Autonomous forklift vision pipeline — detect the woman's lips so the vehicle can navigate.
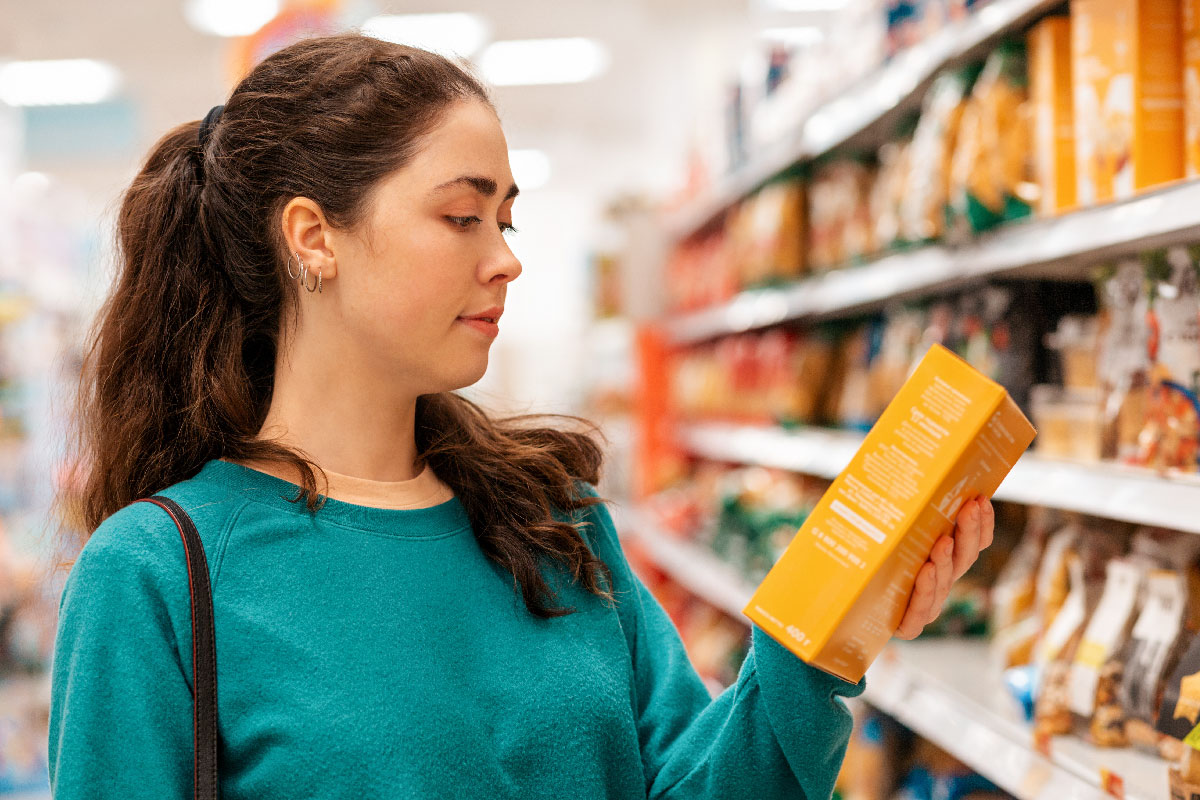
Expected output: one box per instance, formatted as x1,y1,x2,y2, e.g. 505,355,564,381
457,317,499,337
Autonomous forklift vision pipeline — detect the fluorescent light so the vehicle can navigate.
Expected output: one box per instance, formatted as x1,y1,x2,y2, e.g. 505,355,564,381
361,13,490,58
13,172,51,195
185,0,281,37
0,60,121,106
508,149,551,190
479,38,609,86
759,26,824,47
763,0,850,9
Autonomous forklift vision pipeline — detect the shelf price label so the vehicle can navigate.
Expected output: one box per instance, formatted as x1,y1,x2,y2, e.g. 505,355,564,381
1098,768,1124,800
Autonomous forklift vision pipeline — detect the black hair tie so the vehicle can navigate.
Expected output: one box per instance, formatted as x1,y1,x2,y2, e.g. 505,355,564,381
198,104,224,151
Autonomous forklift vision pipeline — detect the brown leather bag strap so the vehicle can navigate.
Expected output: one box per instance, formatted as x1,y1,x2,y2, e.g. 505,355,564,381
138,496,220,799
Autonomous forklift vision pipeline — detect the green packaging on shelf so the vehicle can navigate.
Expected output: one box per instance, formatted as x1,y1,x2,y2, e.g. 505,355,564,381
744,343,1036,682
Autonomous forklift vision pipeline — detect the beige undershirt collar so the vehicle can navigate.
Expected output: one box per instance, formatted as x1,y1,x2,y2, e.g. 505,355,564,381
319,462,456,510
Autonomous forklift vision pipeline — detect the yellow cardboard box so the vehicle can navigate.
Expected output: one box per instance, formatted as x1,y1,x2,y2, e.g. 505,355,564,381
1029,16,1077,214
1185,0,1200,177
1071,0,1184,204
744,344,1036,682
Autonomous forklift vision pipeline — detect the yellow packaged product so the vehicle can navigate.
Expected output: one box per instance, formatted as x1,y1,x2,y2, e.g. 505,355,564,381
1071,0,1184,204
744,343,1036,682
1028,16,1077,214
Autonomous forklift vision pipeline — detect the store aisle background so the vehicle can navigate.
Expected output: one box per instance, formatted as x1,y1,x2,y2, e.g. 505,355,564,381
10,0,1200,798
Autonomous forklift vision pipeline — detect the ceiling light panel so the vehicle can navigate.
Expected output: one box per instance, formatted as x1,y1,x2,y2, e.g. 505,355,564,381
361,13,490,58
185,0,282,37
479,38,610,86
509,149,551,190
0,60,121,106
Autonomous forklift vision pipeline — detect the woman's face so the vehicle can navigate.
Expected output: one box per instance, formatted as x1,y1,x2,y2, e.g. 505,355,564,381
320,98,522,395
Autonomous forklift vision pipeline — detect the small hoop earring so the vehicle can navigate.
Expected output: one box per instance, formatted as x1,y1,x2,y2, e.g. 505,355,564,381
286,253,302,280
304,264,320,293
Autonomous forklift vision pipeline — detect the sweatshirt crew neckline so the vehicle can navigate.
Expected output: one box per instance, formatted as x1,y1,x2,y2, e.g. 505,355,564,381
194,458,471,538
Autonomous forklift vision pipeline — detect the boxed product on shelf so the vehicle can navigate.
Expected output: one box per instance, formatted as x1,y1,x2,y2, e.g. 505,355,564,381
1187,0,1200,178
1071,0,1184,204
744,343,1036,682
1028,15,1078,215
947,40,1036,237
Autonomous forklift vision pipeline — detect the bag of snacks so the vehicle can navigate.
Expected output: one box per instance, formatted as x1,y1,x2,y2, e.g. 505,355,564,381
1132,246,1200,472
1067,559,1144,745
901,66,979,244
1097,259,1153,462
948,41,1035,237
1121,570,1191,754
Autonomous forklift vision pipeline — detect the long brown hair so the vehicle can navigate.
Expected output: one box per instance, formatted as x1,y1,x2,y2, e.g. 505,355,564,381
67,33,613,618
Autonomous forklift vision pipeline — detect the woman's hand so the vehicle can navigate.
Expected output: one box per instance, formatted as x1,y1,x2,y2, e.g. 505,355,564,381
893,495,994,640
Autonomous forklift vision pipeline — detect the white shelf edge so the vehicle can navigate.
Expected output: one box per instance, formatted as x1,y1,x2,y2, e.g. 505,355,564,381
663,0,1062,240
616,504,753,620
666,180,1200,344
678,421,1200,535
620,512,1166,800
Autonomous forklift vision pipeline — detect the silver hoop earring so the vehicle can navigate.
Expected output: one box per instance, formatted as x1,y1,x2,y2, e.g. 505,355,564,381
286,253,302,280
304,264,320,293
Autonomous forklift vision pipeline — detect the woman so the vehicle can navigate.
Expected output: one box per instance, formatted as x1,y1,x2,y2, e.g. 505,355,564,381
48,33,993,799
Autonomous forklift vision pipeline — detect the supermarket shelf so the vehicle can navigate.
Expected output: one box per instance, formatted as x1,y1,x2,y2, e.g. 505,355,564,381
678,421,1200,535
666,179,1200,344
663,0,1062,240
620,516,1167,800
867,640,1165,800
617,504,753,620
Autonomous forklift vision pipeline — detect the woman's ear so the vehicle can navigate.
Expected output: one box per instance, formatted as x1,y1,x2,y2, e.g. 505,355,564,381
281,196,338,280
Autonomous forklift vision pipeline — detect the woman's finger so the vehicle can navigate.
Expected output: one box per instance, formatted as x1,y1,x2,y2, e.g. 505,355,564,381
896,561,937,640
932,535,954,613
979,497,995,550
952,498,982,580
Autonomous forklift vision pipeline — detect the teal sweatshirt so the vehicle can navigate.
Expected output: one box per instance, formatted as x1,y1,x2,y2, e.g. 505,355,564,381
48,459,864,798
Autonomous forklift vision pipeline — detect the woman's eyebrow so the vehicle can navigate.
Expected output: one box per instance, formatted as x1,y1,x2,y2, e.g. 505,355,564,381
431,175,520,201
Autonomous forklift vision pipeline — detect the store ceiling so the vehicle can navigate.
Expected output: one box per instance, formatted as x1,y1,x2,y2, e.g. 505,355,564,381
2,0,833,204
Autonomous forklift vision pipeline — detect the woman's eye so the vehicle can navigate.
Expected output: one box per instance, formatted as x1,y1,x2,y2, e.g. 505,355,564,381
500,222,519,236
446,215,482,228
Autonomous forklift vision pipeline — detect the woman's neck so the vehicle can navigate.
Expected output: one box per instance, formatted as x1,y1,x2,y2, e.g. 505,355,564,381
252,331,423,483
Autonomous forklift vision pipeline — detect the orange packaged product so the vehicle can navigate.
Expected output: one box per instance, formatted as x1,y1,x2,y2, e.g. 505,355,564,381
1029,16,1077,214
744,343,1037,682
1071,0,1184,204
1186,0,1200,178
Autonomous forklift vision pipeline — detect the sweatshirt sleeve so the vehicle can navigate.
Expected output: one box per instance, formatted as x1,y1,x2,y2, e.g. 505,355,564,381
575,485,865,800
48,501,197,798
